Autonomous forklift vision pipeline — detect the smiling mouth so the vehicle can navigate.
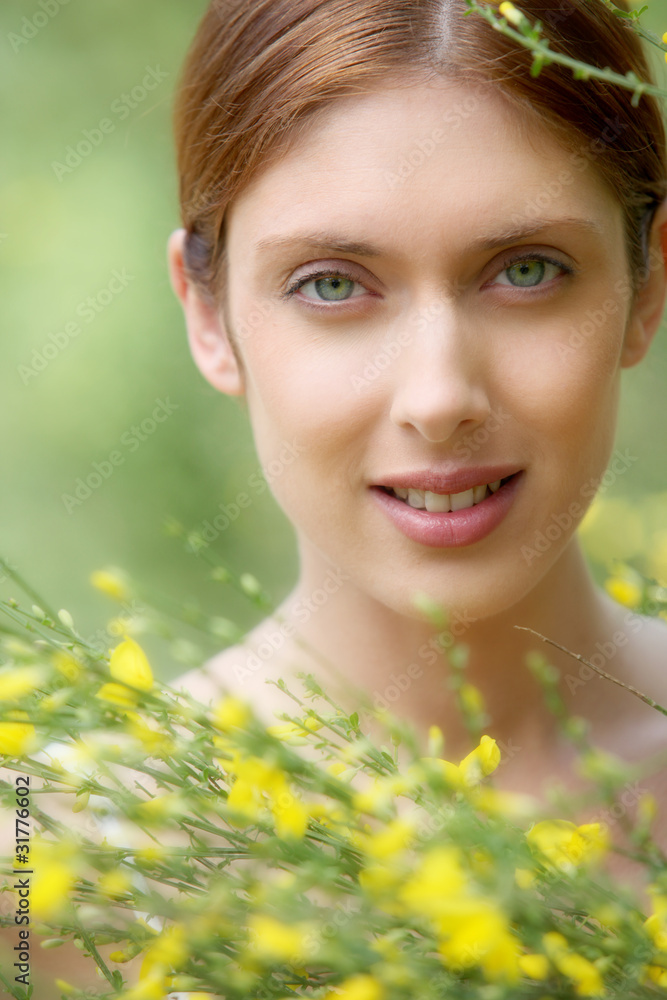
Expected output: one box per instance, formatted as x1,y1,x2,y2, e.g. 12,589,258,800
378,474,518,513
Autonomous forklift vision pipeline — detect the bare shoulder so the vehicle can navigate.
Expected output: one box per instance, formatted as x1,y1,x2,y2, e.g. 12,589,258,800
172,622,320,730
623,609,667,711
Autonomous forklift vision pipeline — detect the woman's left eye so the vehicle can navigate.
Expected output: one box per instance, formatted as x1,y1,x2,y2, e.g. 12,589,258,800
492,255,573,289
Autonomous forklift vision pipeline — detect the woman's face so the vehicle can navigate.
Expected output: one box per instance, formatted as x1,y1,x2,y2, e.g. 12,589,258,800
201,74,650,621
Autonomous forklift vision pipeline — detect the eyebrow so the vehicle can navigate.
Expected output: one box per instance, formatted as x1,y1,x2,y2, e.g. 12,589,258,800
253,217,605,258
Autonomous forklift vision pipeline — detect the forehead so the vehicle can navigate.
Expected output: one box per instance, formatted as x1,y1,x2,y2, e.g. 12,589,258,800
226,74,621,265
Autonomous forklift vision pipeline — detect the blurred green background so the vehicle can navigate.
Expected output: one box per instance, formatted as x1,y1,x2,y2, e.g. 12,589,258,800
1,0,666,680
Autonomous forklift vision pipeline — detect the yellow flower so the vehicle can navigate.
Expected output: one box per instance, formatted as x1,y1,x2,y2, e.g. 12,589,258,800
604,575,642,609
498,1,523,25
135,845,166,866
140,923,189,980
358,862,406,903
117,968,168,1000
31,837,79,920
96,682,139,709
213,695,251,731
97,870,134,900
515,867,536,890
422,735,500,791
421,755,466,789
109,635,153,692
327,974,385,1000
0,665,47,702
459,735,501,783
0,717,37,756
354,816,416,860
459,683,485,716
32,862,73,919
644,888,667,950
427,724,444,757
273,794,309,840
644,963,667,988
398,845,468,917
90,567,130,602
526,820,608,870
542,932,604,996
245,914,313,963
52,650,81,682
519,953,550,980
136,793,187,823
473,786,539,820
437,897,521,982
638,792,657,827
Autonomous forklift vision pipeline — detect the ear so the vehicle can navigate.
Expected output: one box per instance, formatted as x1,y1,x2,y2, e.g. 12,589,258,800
621,197,667,369
167,228,244,396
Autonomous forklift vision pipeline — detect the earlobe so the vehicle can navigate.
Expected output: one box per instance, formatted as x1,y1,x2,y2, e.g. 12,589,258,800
620,199,667,370
166,229,245,396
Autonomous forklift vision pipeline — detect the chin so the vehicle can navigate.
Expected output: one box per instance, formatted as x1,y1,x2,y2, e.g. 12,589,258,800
371,566,537,628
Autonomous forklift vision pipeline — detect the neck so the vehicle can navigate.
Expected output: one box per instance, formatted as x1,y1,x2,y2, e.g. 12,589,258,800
270,537,617,763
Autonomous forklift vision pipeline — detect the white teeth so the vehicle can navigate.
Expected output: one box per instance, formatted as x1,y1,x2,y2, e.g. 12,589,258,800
407,488,426,510
391,479,503,511
425,490,451,513
450,487,475,511
472,484,488,504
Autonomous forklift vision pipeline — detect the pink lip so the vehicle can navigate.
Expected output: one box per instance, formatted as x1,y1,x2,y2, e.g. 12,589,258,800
370,470,525,548
374,464,523,496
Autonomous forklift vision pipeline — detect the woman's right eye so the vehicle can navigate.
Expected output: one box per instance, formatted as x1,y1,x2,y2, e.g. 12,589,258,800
282,269,369,305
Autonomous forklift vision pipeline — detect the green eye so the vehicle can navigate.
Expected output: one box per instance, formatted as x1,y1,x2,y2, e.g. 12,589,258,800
498,257,567,288
309,275,356,301
508,260,545,287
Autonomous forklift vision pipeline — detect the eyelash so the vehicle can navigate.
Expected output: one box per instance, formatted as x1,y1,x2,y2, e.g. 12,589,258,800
280,252,576,308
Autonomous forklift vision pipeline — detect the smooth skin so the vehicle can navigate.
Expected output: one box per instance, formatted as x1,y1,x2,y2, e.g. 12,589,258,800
168,72,667,827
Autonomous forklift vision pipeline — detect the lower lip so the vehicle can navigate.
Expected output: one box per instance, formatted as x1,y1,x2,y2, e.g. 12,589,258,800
370,471,525,548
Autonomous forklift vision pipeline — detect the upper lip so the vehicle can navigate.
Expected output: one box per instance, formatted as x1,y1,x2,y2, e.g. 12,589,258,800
374,465,523,496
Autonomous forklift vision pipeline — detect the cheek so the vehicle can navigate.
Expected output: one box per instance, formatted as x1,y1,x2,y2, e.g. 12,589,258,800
242,334,370,490
503,318,623,507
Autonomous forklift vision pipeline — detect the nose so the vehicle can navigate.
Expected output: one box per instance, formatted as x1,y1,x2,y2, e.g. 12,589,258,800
389,301,493,444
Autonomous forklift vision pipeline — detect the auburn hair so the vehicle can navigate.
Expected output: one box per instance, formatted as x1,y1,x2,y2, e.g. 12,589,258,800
173,0,666,306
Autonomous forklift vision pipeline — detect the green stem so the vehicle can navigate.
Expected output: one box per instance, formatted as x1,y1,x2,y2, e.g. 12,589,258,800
0,556,60,623
465,0,667,104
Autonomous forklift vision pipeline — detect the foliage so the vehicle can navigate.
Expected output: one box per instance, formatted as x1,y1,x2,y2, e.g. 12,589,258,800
1,532,667,1000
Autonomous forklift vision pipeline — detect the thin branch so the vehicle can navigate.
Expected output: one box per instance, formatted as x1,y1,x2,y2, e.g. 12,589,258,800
514,624,667,717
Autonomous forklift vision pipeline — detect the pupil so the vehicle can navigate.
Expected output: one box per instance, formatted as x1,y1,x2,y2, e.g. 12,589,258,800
509,260,545,287
315,276,352,301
